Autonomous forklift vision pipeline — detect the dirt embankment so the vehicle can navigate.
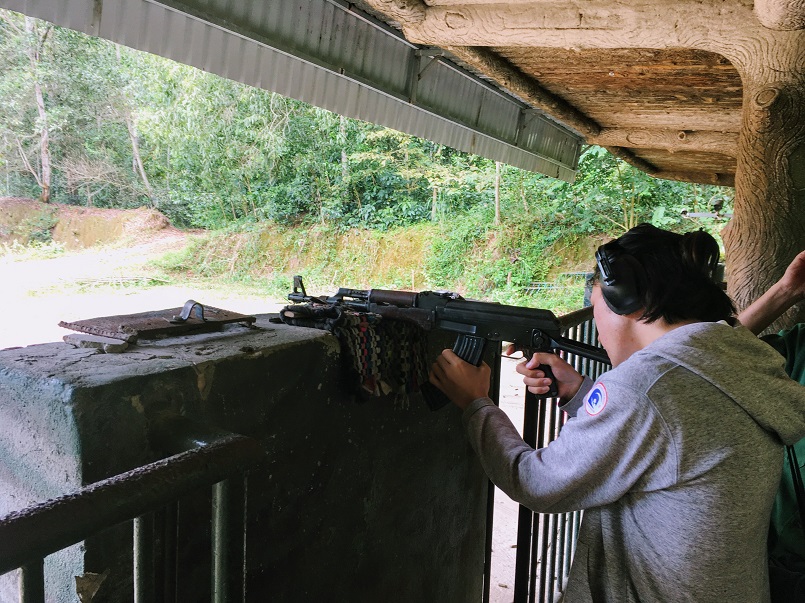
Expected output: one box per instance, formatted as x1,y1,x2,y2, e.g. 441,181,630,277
0,197,177,249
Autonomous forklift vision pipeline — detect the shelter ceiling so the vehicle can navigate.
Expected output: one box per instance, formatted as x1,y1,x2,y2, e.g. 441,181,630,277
495,46,742,178
495,48,742,130
358,0,752,186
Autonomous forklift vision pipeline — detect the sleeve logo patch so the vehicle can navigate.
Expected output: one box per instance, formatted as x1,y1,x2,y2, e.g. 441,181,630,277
585,383,608,416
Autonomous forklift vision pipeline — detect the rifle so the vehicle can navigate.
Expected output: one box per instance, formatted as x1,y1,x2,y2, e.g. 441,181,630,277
286,276,610,410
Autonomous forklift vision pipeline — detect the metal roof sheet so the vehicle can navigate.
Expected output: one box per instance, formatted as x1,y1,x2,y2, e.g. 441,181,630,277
2,0,582,180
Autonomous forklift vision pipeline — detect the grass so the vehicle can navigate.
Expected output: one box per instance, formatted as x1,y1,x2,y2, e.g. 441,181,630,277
148,223,592,316
0,240,66,261
7,219,595,320
30,275,173,297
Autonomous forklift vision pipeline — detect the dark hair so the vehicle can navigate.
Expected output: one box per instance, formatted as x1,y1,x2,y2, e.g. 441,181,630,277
594,223,735,324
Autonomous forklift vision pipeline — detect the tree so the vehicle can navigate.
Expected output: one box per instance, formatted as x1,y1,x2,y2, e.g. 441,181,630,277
0,12,53,201
0,10,149,207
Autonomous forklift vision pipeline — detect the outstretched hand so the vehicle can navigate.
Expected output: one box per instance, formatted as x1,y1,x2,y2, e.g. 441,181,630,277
738,249,805,334
778,250,805,303
429,349,492,410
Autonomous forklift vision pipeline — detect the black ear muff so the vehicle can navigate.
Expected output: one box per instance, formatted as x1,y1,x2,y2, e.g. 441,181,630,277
595,242,646,315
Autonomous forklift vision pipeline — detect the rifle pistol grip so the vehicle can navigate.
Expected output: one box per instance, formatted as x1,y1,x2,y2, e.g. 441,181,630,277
534,363,560,399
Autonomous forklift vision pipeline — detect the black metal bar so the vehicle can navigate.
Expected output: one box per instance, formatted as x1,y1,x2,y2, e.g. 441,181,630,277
557,306,594,330
162,503,178,603
0,435,263,577
555,511,568,595
547,394,564,602
19,559,44,603
483,343,503,603
513,389,539,603
232,477,248,603
514,505,533,603
544,513,557,603
533,509,547,603
534,398,551,603
211,480,230,603
212,474,249,603
560,513,572,591
550,526,558,602
134,514,156,603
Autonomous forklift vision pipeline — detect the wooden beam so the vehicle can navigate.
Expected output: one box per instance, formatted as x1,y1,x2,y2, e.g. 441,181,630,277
651,170,735,187
399,0,754,51
359,0,426,25
604,146,660,174
430,48,715,174
591,129,738,156
442,45,600,138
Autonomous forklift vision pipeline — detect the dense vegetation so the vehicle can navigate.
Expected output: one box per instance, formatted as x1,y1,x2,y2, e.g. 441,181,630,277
0,9,734,309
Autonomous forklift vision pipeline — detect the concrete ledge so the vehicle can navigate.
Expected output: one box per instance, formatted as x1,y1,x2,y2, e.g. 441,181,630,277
0,315,488,602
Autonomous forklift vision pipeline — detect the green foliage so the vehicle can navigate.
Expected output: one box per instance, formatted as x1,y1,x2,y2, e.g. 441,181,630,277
150,217,592,315
0,238,64,260
15,207,57,243
538,146,733,239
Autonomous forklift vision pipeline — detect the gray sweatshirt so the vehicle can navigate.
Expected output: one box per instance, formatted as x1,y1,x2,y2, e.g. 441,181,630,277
463,322,805,603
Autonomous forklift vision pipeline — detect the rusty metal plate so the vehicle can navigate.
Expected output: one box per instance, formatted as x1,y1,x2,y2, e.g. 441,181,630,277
59,301,257,343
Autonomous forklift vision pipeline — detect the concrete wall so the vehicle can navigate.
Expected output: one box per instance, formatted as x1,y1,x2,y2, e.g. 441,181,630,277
0,315,489,602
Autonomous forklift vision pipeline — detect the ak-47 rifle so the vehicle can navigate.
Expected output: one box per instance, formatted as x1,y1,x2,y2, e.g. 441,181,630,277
287,276,610,410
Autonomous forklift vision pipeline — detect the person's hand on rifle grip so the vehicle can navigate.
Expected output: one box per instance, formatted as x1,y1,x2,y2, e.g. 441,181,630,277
511,349,585,403
429,349,492,411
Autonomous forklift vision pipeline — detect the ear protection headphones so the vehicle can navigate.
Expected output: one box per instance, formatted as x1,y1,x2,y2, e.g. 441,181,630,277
595,241,647,315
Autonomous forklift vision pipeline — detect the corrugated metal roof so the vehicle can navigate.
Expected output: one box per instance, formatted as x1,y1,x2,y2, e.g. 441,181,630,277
2,0,582,180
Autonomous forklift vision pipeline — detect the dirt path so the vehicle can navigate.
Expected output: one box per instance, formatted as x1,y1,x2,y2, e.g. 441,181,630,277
0,231,285,350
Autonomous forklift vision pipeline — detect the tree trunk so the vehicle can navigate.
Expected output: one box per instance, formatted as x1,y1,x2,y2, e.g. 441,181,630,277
722,67,805,331
494,161,501,225
126,113,155,206
25,17,51,203
340,115,349,204
33,80,50,203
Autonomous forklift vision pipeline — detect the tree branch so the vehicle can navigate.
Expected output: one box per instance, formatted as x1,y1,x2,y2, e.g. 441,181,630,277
15,137,42,187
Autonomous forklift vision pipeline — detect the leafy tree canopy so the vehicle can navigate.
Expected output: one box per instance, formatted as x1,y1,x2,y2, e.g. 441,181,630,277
0,8,733,243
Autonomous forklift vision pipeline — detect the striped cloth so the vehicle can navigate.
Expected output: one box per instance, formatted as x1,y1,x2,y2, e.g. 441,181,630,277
277,303,430,406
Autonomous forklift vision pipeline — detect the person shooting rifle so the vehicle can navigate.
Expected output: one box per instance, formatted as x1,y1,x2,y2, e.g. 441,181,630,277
428,223,805,603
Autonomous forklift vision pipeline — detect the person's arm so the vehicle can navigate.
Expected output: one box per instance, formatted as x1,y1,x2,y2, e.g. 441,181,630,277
738,250,805,335
462,376,676,513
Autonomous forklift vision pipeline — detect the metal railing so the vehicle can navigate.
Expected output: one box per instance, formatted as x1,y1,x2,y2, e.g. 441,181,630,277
0,434,263,603
512,307,609,603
